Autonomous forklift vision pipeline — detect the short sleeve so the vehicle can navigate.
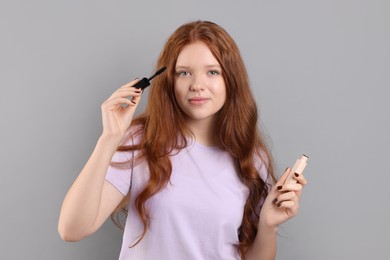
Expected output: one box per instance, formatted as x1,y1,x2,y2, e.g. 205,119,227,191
105,128,142,195
105,150,133,196
253,153,273,216
253,152,272,187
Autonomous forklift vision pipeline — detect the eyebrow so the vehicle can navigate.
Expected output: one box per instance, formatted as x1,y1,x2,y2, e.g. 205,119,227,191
175,64,222,70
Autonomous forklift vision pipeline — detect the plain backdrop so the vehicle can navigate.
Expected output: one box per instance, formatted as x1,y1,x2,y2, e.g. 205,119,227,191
1,0,389,259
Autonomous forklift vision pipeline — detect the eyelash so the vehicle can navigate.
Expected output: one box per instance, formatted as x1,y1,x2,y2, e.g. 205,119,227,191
208,70,220,76
176,71,191,77
176,70,221,77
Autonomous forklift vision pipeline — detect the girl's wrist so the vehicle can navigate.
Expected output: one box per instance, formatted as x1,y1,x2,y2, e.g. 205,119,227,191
258,218,279,234
99,133,123,145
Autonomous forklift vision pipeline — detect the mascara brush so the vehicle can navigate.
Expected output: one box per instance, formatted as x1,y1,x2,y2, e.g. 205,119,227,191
133,66,167,90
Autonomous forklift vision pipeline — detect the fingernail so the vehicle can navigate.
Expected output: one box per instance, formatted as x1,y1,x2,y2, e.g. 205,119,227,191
272,198,278,204
277,185,282,191
294,172,299,177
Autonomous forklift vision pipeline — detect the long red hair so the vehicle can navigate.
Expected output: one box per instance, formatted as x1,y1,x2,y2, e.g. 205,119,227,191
111,20,275,258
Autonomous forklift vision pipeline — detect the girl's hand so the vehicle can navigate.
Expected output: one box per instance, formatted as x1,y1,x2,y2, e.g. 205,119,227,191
259,167,308,229
100,79,142,140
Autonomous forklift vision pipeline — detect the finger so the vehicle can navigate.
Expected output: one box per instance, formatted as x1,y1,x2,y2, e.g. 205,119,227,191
116,87,142,93
293,172,308,186
119,78,140,89
131,94,141,104
110,88,142,99
276,200,299,216
276,182,302,193
106,92,141,105
274,191,297,204
103,98,136,110
121,96,142,124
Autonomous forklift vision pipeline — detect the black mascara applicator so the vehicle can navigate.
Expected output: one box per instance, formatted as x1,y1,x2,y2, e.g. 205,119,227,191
133,66,167,90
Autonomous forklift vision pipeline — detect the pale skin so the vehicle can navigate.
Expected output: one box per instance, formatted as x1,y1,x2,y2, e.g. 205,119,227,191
58,41,307,260
58,79,142,241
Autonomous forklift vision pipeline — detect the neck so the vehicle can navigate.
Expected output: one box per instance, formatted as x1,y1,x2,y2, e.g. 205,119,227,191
186,117,218,146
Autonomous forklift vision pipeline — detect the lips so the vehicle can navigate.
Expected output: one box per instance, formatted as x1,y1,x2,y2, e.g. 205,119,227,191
188,97,209,105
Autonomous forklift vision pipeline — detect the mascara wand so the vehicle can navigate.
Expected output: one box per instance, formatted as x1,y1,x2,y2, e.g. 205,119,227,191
133,66,167,90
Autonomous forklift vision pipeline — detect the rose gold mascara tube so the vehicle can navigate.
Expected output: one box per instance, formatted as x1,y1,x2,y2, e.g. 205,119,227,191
284,154,308,184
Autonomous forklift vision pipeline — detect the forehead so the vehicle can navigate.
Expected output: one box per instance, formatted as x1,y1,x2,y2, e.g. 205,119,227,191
175,41,220,67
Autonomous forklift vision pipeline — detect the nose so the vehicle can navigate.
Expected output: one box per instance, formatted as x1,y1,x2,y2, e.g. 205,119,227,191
190,75,205,92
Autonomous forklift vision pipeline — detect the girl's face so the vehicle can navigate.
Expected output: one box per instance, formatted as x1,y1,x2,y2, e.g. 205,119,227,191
174,41,226,126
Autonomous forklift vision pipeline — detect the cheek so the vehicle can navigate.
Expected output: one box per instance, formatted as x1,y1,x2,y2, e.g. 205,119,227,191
173,84,181,100
173,82,186,107
215,82,227,103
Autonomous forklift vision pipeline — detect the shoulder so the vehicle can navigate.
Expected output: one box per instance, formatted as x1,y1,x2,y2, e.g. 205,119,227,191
111,125,145,166
118,125,144,147
253,149,272,184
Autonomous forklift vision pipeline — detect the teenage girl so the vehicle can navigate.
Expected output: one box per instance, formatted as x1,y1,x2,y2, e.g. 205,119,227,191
58,20,307,260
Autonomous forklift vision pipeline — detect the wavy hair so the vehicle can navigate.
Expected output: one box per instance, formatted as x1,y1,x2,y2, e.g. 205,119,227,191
110,20,275,258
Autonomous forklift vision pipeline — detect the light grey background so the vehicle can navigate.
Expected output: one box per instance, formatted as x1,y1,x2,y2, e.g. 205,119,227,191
1,0,389,259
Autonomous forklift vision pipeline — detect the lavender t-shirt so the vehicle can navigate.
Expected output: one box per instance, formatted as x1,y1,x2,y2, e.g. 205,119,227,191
105,139,268,260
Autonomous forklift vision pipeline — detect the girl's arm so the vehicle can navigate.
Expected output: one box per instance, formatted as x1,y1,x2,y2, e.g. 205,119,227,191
58,136,124,241
246,168,308,260
58,79,142,241
245,223,277,260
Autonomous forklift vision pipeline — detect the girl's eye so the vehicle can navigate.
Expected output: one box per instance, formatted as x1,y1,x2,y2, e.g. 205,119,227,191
208,70,221,76
177,71,191,77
